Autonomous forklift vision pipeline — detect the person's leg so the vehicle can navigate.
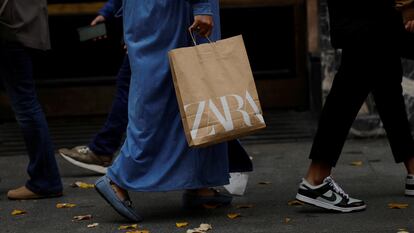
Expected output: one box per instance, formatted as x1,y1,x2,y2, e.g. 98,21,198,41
88,55,131,156
306,48,372,185
371,51,414,173
58,55,131,173
0,43,62,197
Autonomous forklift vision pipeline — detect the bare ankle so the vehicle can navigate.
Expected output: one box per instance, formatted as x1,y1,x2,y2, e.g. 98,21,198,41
305,160,332,186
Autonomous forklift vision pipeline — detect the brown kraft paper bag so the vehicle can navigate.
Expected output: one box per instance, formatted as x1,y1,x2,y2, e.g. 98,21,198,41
168,35,266,147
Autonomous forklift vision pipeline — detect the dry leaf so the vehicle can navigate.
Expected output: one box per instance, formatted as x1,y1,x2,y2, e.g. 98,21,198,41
187,223,212,233
284,218,292,224
11,209,26,216
203,204,219,209
350,161,363,166
388,203,409,209
176,222,189,228
73,214,92,221
87,223,99,228
56,203,76,208
126,231,149,233
397,230,409,233
227,213,241,219
119,224,138,230
258,181,272,185
288,200,304,206
71,181,95,189
236,204,254,209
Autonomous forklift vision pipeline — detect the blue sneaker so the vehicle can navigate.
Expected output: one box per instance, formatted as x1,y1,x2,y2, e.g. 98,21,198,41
182,189,233,209
95,176,142,222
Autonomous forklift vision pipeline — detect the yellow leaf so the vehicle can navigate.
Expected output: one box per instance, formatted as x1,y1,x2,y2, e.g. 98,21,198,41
258,181,272,185
56,203,76,208
11,209,26,216
73,214,92,221
72,181,95,189
227,213,241,219
119,224,138,230
236,204,254,209
350,161,363,166
284,218,292,224
87,223,99,228
397,230,409,233
203,204,219,209
126,231,150,233
288,200,304,206
388,203,409,209
176,222,189,228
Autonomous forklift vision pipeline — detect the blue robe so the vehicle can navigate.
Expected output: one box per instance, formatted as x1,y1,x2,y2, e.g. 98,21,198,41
107,0,230,191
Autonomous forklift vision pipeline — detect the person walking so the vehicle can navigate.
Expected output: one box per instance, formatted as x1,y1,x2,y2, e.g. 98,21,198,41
295,0,414,213
94,0,234,222
0,0,63,199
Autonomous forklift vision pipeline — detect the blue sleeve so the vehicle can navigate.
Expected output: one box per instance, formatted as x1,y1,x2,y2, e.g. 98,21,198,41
98,0,123,19
188,0,213,15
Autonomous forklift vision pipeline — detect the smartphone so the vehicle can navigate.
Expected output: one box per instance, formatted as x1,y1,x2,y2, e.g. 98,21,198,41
77,23,107,42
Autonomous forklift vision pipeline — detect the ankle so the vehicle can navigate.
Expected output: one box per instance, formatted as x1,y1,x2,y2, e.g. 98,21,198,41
404,157,414,174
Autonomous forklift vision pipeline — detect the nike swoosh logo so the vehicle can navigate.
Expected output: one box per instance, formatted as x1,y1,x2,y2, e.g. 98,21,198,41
320,191,342,204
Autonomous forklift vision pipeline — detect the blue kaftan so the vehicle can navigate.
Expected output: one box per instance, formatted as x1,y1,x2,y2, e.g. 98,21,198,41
107,0,230,191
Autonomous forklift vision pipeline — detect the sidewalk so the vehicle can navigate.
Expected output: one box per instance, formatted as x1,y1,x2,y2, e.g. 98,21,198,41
1,138,413,233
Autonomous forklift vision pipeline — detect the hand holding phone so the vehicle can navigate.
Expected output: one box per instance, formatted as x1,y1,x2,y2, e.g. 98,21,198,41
77,23,107,42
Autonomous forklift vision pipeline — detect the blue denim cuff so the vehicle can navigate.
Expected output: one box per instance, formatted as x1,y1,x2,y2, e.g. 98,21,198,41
191,2,213,15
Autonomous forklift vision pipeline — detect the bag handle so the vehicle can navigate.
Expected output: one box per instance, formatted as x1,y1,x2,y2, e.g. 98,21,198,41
0,0,9,16
189,29,213,46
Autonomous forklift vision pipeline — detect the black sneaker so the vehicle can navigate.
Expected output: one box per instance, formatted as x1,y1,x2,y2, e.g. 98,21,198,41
406,174,414,196
295,176,366,213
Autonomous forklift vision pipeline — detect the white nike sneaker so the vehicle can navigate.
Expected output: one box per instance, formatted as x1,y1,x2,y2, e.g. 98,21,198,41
295,176,366,213
405,174,414,196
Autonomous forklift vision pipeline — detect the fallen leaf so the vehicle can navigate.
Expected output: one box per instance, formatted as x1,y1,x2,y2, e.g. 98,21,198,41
187,223,212,233
119,224,138,230
202,204,219,209
284,218,291,224
258,181,272,185
56,203,76,208
397,230,409,233
350,161,363,166
126,231,149,233
87,223,99,228
71,181,95,189
236,204,254,209
11,209,26,216
388,203,409,209
227,213,241,219
176,222,189,228
73,214,92,221
288,200,304,206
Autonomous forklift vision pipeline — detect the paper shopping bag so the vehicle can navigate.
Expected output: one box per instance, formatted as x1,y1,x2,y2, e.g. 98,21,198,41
169,35,266,147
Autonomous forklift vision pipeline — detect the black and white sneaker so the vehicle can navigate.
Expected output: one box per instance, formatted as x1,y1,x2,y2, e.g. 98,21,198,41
295,176,366,213
406,174,414,196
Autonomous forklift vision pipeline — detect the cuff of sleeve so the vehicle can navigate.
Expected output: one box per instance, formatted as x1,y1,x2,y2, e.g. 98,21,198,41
192,2,213,15
98,9,113,20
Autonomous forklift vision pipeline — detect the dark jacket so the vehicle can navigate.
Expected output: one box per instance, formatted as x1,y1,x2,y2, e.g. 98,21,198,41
327,0,404,49
0,0,50,50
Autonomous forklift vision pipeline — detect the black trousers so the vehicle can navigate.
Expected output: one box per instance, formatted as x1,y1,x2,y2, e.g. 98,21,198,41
310,45,414,166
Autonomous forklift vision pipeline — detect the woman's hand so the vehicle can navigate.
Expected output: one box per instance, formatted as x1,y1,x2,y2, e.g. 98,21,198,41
406,20,414,32
189,15,214,37
90,15,108,41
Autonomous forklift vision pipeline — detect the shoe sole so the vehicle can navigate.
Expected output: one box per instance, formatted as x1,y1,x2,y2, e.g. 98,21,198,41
59,153,107,174
296,193,367,213
405,189,414,196
8,193,63,200
95,179,142,222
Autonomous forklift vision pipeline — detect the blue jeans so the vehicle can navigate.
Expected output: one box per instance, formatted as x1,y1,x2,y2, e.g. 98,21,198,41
88,55,131,156
0,42,62,194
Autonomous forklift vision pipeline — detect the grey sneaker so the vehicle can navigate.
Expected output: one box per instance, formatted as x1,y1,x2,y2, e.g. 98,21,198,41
406,174,414,196
58,146,112,174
